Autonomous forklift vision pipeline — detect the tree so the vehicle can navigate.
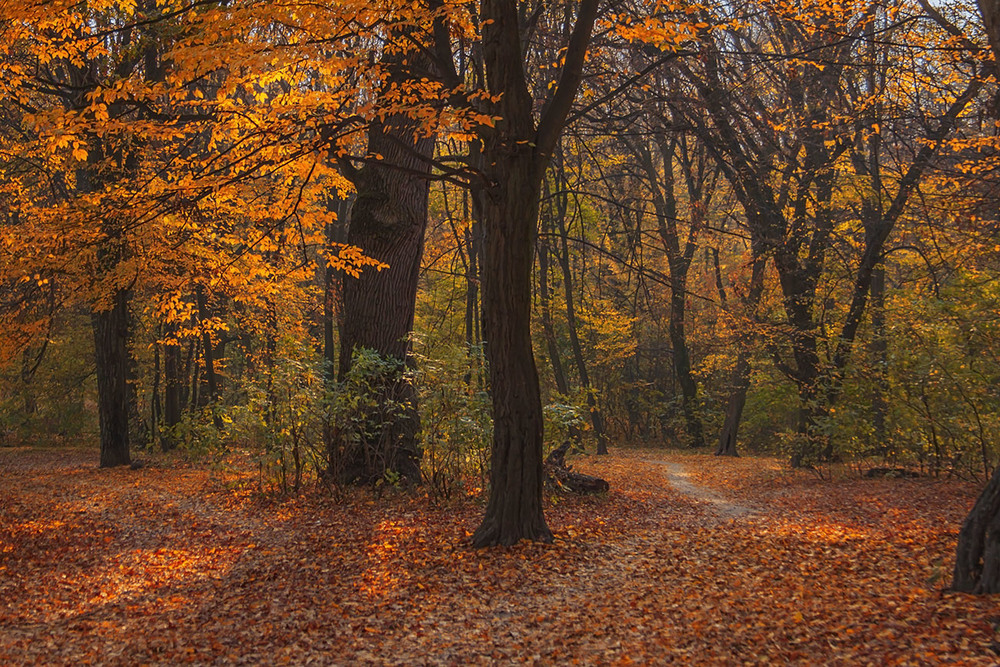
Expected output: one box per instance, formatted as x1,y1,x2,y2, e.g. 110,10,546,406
453,0,601,546
671,0,983,464
333,28,438,485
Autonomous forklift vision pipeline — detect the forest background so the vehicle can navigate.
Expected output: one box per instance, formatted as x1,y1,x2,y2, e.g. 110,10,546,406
2,0,1000,586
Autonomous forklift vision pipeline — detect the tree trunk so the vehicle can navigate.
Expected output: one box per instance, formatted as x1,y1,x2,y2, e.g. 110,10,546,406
335,109,434,484
92,288,132,468
151,337,162,448
953,465,1000,593
716,355,749,457
469,0,598,546
162,328,183,450
195,284,223,429
472,147,552,547
980,0,1000,72
951,4,999,594
537,227,571,396
551,183,609,455
322,191,351,463
669,279,704,448
125,302,147,449
537,214,584,446
716,257,766,457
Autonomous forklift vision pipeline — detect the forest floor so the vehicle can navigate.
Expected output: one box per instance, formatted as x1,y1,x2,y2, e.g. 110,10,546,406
1,445,998,665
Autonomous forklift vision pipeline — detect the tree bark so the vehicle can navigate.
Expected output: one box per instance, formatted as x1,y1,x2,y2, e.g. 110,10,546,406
468,0,599,546
951,1,999,594
472,146,552,546
335,93,434,485
953,465,1000,593
715,355,748,457
93,287,132,468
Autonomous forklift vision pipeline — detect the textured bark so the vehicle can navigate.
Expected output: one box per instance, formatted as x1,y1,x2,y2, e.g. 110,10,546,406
469,0,598,546
93,288,132,468
335,94,434,485
953,466,1000,593
473,150,552,546
951,0,1000,595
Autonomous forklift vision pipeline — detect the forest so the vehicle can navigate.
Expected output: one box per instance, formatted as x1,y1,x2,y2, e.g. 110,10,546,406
2,0,1000,662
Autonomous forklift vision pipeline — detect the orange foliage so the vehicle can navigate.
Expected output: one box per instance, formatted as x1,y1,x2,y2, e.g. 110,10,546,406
1,447,995,664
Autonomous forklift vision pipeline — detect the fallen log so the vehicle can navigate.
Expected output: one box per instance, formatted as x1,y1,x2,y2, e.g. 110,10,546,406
544,440,610,494
864,467,920,479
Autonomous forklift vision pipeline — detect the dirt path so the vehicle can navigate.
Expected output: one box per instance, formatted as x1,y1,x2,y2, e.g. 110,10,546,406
647,460,757,519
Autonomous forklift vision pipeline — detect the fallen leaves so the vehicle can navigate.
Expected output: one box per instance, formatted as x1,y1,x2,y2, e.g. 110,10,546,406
1,446,997,664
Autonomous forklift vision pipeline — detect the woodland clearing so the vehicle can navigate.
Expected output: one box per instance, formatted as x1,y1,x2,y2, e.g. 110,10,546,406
1,446,996,665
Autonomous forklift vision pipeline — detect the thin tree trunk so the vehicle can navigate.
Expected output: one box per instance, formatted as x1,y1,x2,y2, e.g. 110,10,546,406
151,337,162,448
870,263,889,451
716,257,766,457
538,227,570,396
162,326,182,451
196,284,223,429
551,166,609,454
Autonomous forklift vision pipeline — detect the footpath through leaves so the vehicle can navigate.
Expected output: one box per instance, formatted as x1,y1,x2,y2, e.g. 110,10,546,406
1,447,997,664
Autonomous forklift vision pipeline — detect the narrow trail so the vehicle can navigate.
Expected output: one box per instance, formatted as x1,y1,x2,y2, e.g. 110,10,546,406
647,460,758,520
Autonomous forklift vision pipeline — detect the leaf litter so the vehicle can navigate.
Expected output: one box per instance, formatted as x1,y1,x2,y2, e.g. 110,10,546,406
1,446,997,664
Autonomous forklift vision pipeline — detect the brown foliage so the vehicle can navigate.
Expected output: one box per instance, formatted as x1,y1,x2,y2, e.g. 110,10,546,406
0,447,995,664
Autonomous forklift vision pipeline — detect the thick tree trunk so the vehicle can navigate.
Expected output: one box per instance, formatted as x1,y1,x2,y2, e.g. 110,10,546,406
469,0,598,547
951,5,999,594
335,112,433,485
92,288,132,468
472,147,552,547
953,465,1000,593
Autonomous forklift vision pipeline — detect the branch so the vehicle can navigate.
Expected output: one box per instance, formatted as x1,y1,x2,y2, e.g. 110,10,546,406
534,0,601,168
